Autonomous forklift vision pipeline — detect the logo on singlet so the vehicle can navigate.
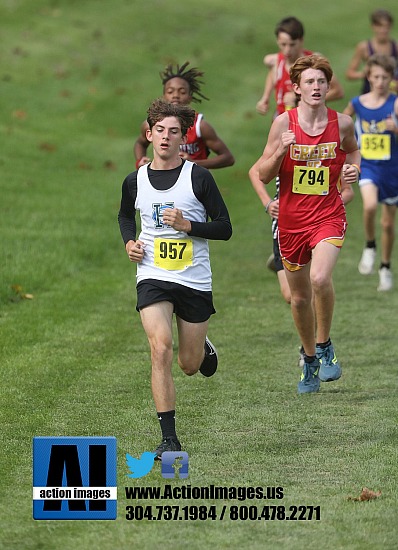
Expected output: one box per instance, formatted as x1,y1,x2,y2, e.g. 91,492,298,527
362,119,387,134
180,143,200,155
152,202,174,228
290,142,337,163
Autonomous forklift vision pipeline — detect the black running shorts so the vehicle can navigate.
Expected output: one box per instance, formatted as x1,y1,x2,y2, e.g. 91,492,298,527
136,279,215,323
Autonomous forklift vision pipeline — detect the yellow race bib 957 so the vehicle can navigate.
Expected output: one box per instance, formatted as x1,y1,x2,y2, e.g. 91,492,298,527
154,238,193,270
360,134,391,160
292,166,330,195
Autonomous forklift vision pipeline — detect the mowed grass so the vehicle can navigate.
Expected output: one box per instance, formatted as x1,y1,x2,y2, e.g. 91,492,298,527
1,0,398,549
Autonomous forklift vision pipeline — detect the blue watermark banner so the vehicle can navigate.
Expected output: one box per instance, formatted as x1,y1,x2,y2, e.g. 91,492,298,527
33,436,117,520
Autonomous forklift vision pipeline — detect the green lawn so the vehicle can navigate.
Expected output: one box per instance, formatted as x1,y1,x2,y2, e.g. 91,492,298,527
1,0,398,549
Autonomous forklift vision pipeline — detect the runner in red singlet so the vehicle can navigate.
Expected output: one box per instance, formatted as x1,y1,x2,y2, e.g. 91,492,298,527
256,55,360,394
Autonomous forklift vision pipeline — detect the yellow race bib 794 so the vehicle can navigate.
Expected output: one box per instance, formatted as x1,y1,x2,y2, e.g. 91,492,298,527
292,166,330,195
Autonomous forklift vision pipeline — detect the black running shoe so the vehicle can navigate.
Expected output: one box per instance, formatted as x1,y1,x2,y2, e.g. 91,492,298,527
153,436,181,460
199,336,218,377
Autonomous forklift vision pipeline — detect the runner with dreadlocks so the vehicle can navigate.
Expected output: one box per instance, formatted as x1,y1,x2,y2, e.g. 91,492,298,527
134,61,235,170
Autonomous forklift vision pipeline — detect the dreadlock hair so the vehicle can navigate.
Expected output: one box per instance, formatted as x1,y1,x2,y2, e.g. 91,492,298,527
146,98,196,137
160,61,209,103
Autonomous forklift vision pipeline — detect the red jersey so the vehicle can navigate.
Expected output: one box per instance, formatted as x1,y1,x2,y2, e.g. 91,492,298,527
278,108,346,232
275,50,312,115
179,112,209,160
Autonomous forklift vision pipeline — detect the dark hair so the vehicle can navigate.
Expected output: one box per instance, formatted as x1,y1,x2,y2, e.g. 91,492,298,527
370,9,393,26
275,17,304,40
290,54,333,86
366,53,396,77
160,61,209,103
146,98,196,136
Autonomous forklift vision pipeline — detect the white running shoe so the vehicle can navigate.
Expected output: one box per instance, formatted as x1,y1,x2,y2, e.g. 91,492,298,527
358,247,376,275
377,267,393,291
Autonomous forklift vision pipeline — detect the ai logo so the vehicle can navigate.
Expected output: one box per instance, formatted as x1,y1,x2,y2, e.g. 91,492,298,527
32,436,117,520
161,451,189,479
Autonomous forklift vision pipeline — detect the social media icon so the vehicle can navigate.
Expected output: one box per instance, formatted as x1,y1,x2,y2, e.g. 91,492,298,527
126,452,157,479
161,451,189,479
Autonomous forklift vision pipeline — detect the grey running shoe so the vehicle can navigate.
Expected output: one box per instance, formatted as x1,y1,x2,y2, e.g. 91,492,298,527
298,358,320,394
317,341,342,382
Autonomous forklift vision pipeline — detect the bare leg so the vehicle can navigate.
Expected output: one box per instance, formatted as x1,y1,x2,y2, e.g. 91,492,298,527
380,204,396,264
140,302,175,412
284,263,315,356
360,183,378,242
176,317,209,375
310,241,340,343
277,269,291,304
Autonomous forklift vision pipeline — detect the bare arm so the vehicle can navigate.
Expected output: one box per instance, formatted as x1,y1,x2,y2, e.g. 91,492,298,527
133,120,151,167
326,74,344,102
256,70,276,115
338,112,361,184
342,101,355,116
256,53,277,115
345,41,367,81
181,119,234,169
248,157,279,219
384,97,398,134
257,113,291,184
340,176,355,204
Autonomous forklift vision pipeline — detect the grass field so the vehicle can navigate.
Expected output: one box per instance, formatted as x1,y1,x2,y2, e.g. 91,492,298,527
1,0,398,548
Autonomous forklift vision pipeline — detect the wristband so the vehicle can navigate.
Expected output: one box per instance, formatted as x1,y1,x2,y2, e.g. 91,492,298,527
351,163,361,176
265,200,273,213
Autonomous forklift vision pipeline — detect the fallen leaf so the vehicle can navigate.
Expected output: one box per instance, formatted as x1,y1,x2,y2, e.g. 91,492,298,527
12,110,27,119
11,284,23,294
104,160,116,170
348,487,382,501
78,162,93,170
39,142,57,152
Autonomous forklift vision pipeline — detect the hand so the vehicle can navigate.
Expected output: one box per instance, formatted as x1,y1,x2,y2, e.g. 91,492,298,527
126,240,145,263
256,98,269,115
341,163,359,184
267,198,279,219
162,208,191,233
278,130,296,155
385,115,398,133
178,151,191,160
138,156,151,167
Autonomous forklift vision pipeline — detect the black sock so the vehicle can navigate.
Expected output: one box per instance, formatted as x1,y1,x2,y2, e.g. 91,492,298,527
157,410,177,440
304,354,316,363
366,240,376,249
316,338,331,349
380,262,390,270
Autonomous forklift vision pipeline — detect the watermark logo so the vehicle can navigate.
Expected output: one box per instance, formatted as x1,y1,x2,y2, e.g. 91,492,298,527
161,451,189,479
126,452,157,479
32,436,117,520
